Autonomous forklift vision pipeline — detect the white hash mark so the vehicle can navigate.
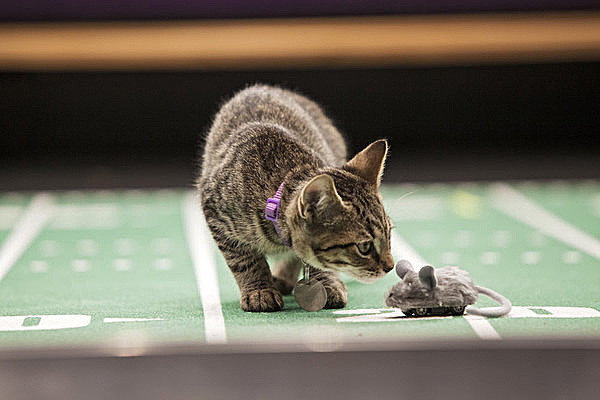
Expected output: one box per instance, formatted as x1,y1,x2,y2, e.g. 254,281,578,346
521,251,541,265
492,230,511,247
480,251,499,265
455,230,473,248
30,260,48,273
77,239,99,256
562,250,581,264
40,240,60,257
72,259,91,272
440,251,459,265
113,258,132,271
115,238,135,256
154,258,173,270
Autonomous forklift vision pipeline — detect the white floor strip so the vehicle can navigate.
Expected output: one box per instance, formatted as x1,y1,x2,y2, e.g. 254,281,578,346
104,318,164,323
182,192,227,344
391,231,502,340
490,183,600,261
0,193,54,282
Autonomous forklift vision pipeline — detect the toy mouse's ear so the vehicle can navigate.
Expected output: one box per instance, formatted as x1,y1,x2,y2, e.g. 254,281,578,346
395,260,413,279
419,265,437,290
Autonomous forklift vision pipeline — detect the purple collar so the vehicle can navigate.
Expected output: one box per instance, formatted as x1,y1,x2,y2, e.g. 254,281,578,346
265,182,290,247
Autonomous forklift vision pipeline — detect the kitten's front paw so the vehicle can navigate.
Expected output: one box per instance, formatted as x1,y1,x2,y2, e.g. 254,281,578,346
323,282,348,309
241,288,284,312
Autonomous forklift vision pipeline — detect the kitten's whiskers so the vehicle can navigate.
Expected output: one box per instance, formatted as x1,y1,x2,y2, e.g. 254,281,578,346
385,189,420,221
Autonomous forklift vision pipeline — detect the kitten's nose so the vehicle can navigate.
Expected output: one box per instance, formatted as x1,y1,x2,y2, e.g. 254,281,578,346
382,252,395,273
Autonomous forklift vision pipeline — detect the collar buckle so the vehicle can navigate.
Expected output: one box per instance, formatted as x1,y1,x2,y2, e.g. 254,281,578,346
265,182,289,247
265,197,280,221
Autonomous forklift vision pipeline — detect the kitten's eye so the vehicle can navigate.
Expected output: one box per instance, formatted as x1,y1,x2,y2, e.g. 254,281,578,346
356,241,373,255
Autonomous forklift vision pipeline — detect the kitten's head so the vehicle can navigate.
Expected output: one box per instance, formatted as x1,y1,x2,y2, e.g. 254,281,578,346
287,139,395,282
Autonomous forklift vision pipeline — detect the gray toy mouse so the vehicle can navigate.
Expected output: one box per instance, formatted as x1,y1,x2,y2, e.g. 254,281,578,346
385,260,512,318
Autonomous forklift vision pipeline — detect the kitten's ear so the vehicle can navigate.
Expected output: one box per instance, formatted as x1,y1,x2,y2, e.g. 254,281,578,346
343,139,388,188
298,174,346,219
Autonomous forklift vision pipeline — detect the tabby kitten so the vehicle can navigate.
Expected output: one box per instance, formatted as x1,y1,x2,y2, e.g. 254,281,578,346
198,85,394,312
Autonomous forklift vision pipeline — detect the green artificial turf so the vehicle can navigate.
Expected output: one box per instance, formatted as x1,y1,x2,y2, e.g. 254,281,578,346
0,181,598,348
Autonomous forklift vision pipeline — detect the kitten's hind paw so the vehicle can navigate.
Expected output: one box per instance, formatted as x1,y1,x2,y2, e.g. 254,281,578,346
272,276,294,295
241,288,284,312
324,283,348,309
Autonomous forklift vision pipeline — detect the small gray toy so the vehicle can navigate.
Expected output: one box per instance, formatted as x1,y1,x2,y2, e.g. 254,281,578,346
385,260,512,318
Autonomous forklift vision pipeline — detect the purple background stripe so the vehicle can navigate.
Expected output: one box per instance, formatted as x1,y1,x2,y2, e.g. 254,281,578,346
1,0,599,22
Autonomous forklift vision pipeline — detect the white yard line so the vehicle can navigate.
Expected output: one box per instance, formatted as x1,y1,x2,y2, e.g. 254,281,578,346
390,231,428,268
490,183,600,261
182,192,227,344
463,316,502,340
0,193,54,282
391,231,502,340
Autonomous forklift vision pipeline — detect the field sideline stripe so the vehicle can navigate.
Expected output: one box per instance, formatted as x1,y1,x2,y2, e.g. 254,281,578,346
182,192,227,344
0,193,54,282
391,231,502,340
490,183,600,261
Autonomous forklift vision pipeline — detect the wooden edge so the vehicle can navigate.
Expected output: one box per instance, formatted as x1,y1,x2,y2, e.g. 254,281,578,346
1,12,600,70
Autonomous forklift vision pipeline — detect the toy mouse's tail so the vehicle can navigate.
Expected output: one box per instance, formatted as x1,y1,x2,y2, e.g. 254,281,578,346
466,286,512,318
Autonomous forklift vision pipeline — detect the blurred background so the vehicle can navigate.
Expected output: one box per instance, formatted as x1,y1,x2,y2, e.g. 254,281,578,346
1,1,599,190
1,4,600,399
